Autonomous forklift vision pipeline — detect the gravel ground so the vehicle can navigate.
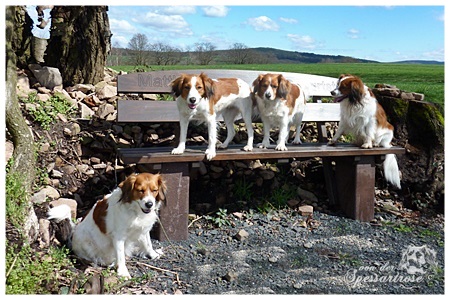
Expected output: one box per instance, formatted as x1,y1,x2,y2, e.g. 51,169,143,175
112,208,444,295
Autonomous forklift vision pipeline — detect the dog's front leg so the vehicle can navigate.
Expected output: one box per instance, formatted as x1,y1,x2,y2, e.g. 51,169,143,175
172,115,188,155
328,122,347,146
275,117,289,151
114,239,131,278
139,232,163,259
257,115,272,149
205,114,217,160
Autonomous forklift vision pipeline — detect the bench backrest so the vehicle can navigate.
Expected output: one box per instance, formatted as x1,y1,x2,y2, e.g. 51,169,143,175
116,101,339,123
117,69,338,96
117,69,340,123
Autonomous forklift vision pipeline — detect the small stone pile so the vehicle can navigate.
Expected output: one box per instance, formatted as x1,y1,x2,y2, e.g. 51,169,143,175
372,83,425,101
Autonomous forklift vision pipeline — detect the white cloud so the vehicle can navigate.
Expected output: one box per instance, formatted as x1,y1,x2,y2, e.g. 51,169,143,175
422,48,444,61
279,17,298,24
111,35,129,48
110,19,137,35
202,6,229,18
347,28,360,39
247,16,279,31
134,12,193,36
287,34,317,50
159,6,196,15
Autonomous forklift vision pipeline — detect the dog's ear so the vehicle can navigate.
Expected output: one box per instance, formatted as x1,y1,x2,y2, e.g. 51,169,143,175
277,74,291,99
119,174,137,202
156,174,167,201
349,78,364,104
338,74,347,81
252,74,263,95
170,75,185,97
200,73,215,99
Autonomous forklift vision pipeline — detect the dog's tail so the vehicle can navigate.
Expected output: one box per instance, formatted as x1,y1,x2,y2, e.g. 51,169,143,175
383,153,401,189
47,204,75,247
47,204,73,224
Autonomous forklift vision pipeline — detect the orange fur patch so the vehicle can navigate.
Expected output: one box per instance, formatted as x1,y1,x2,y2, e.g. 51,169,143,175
93,198,108,234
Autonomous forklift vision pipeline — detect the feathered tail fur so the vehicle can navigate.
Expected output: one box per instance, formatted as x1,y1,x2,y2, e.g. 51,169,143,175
383,153,401,189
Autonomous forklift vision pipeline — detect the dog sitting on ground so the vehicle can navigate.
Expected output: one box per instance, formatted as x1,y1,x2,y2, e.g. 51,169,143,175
252,73,307,151
170,72,254,160
48,173,167,278
328,74,401,188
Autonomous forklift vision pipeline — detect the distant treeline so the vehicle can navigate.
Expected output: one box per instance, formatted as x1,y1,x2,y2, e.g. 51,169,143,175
107,38,377,67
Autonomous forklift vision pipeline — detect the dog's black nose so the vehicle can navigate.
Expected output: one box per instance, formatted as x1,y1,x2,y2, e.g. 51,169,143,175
265,92,271,99
189,97,196,103
330,90,336,96
145,202,153,209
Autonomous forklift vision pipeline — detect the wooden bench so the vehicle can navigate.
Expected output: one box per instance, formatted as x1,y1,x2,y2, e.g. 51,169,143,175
116,69,405,241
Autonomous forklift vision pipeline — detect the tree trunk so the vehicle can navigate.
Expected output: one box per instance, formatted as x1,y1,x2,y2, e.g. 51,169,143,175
10,5,34,68
45,6,111,86
6,6,35,193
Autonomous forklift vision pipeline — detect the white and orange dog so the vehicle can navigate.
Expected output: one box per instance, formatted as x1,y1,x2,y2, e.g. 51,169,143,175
48,173,167,278
252,73,307,151
170,73,254,160
329,74,401,188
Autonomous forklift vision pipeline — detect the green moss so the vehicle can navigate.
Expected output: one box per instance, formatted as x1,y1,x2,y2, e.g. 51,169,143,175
407,101,444,149
391,98,409,119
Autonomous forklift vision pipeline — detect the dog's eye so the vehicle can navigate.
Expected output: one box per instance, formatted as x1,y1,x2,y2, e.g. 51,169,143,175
196,85,203,90
261,84,268,88
184,86,190,90
271,85,278,89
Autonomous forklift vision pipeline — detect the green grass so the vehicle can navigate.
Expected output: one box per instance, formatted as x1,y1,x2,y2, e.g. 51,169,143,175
23,92,77,130
6,244,75,294
110,63,444,105
6,167,29,230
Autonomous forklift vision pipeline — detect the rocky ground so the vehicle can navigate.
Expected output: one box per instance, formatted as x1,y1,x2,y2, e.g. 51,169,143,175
63,207,444,295
7,67,445,294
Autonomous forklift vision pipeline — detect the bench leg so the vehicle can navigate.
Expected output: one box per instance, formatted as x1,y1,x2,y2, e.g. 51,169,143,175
333,156,375,222
155,163,189,241
323,157,338,207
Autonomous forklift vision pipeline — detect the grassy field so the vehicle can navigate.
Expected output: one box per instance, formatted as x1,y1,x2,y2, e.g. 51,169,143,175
110,63,444,105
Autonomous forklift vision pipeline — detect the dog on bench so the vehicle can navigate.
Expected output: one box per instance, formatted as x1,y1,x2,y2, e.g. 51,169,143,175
329,74,401,188
47,173,167,278
170,72,254,160
252,73,307,151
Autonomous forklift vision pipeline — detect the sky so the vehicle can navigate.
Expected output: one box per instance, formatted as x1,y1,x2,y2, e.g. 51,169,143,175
104,3,445,63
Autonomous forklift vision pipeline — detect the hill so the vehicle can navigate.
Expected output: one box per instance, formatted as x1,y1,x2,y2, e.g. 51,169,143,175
110,46,443,66
250,47,378,64
390,60,444,65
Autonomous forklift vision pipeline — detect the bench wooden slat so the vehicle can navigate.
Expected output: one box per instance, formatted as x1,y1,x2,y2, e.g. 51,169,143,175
117,69,337,97
118,144,405,165
117,101,341,123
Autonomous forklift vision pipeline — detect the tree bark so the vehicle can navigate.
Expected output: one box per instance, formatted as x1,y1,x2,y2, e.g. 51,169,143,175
45,6,111,86
10,5,34,68
6,6,35,193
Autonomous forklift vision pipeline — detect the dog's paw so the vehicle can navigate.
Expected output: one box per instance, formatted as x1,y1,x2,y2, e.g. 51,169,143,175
361,143,373,149
275,144,288,151
327,140,337,146
117,266,131,279
205,149,216,160
292,138,302,145
217,143,228,149
149,248,164,260
257,142,269,149
243,144,253,152
171,147,185,155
